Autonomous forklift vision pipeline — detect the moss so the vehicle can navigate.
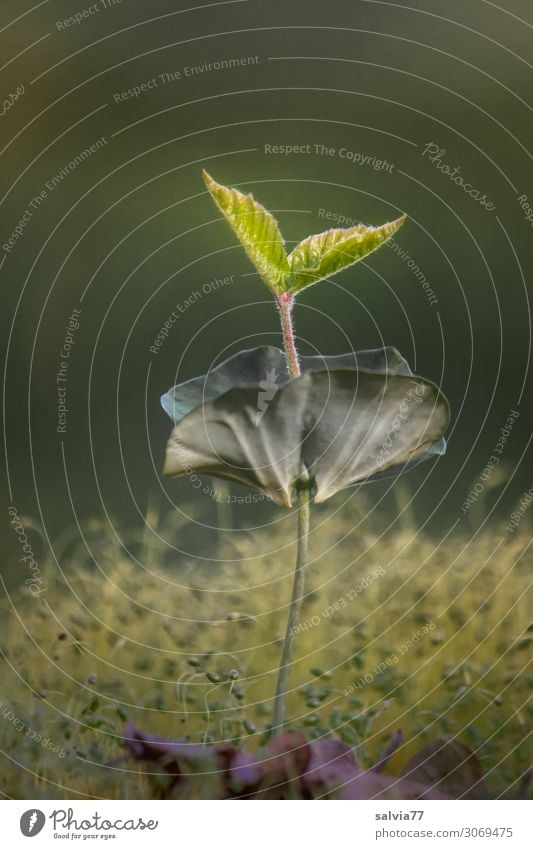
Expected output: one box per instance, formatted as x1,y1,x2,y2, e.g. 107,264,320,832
0,499,530,799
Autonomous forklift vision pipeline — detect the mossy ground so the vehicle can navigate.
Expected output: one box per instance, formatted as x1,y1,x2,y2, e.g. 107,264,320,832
1,490,530,799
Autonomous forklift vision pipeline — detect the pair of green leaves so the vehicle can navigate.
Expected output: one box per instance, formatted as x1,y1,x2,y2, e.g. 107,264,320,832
203,170,405,296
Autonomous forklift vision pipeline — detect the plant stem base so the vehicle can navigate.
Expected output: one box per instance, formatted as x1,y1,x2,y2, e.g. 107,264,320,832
272,485,311,730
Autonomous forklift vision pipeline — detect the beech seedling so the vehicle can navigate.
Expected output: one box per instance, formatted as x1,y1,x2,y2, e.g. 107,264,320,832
161,173,450,729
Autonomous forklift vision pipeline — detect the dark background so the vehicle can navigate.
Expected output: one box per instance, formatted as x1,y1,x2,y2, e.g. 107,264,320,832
2,0,532,584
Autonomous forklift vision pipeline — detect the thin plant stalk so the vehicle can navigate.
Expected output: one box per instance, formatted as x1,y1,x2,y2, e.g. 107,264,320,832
272,295,309,729
276,294,300,377
272,484,311,730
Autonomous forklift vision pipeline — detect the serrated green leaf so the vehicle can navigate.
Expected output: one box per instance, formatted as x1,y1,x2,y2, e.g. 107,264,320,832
202,172,406,296
287,217,406,293
203,170,290,294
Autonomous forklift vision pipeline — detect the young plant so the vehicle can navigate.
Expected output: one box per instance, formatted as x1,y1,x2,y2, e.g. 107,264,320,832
161,172,450,731
202,171,406,378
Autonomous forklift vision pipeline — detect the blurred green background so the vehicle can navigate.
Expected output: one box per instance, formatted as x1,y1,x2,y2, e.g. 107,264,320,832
2,0,533,585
